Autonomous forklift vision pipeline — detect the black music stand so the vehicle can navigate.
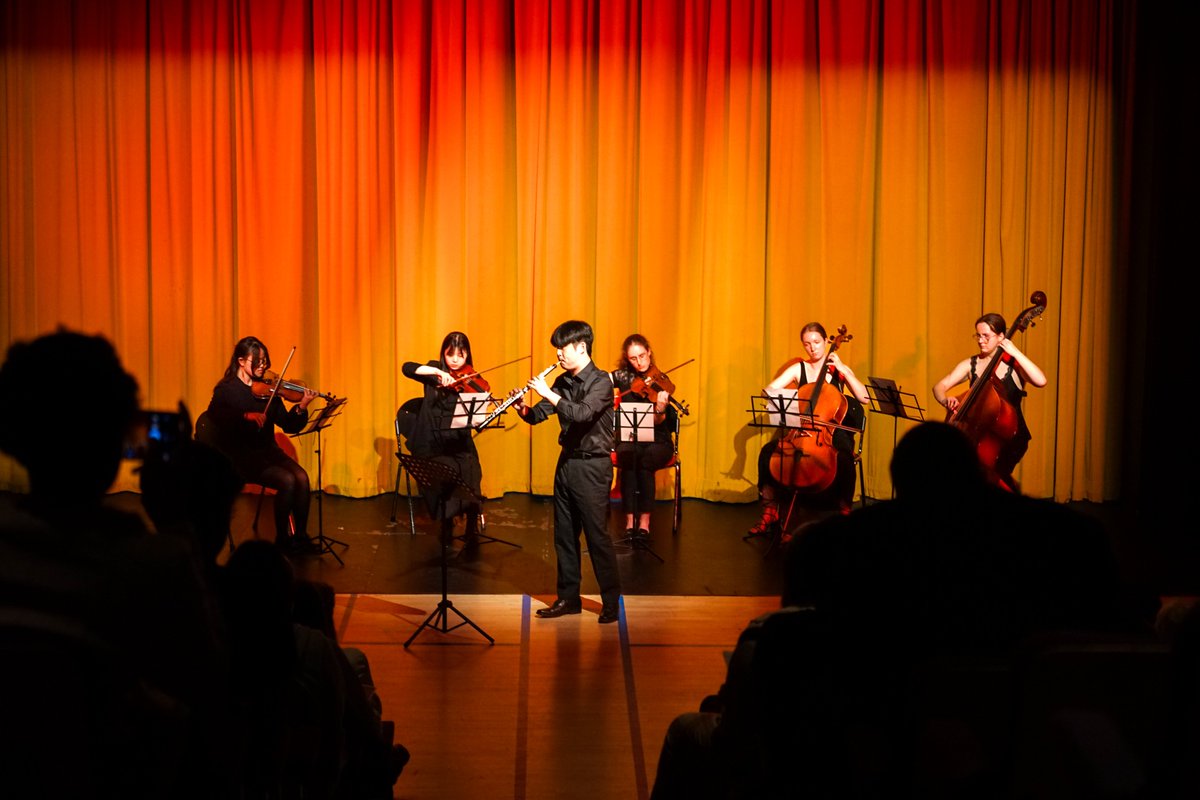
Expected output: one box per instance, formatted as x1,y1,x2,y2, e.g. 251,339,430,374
292,397,349,565
399,453,494,647
742,392,801,549
612,400,664,563
866,376,926,499
443,393,520,550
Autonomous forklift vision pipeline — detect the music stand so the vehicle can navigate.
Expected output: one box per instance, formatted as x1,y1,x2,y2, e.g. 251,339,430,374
612,401,663,563
399,453,494,647
292,397,349,565
450,392,492,429
866,376,926,498
442,393,521,550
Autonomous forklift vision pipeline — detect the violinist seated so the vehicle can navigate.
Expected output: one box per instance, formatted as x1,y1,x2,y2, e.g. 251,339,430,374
611,334,679,540
750,322,870,540
932,312,1047,494
401,331,486,539
205,336,322,555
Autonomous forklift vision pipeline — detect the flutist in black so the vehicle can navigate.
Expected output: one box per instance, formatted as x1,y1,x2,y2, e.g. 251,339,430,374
515,321,623,624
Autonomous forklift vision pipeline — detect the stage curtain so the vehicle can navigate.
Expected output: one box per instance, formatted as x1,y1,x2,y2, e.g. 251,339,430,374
0,0,1129,502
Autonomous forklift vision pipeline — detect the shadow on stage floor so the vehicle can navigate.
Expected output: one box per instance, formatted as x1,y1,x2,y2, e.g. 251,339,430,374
54,488,1200,598
224,492,785,597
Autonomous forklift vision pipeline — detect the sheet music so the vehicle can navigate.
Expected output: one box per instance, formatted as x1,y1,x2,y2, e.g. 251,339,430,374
867,376,904,418
293,397,346,436
763,388,803,428
616,401,655,443
451,392,492,429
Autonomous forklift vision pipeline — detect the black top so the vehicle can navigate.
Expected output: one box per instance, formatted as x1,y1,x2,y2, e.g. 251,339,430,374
521,360,614,457
968,354,1030,441
968,355,1027,405
206,375,308,454
401,360,479,459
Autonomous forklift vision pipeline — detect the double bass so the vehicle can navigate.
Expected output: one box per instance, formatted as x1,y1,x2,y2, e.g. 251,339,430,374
768,326,857,494
947,291,1047,488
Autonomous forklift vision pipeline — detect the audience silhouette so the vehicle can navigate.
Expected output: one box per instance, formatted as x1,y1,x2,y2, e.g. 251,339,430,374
0,330,409,798
652,422,1140,799
0,330,226,798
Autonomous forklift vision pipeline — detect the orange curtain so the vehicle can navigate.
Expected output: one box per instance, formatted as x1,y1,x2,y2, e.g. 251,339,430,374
1,0,1129,502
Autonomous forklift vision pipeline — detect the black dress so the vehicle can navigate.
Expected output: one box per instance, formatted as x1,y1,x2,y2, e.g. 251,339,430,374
401,361,483,521
204,375,312,540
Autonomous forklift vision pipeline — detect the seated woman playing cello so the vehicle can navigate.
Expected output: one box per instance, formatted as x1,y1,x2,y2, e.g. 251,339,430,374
932,312,1047,493
750,322,870,538
401,331,485,537
611,334,678,539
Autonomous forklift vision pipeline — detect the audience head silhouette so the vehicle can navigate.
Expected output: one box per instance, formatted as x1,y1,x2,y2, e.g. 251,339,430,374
889,422,986,502
0,328,139,502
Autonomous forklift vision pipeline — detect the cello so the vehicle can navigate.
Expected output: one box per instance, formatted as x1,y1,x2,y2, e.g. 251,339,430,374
947,291,1047,489
768,326,856,494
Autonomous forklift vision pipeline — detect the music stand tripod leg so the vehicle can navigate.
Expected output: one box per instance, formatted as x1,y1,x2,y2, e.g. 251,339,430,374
405,518,494,646
300,423,348,564
399,456,495,647
451,508,522,550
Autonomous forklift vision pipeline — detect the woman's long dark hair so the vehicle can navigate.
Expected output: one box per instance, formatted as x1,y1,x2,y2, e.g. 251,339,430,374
616,333,655,373
221,336,270,383
439,331,473,371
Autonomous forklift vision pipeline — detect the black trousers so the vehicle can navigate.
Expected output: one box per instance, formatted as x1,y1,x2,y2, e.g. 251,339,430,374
552,455,621,607
615,439,674,517
235,446,311,541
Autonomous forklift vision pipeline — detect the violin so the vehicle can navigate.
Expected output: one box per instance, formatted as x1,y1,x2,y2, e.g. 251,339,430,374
445,365,490,394
441,354,531,394
629,368,672,402
768,326,853,493
623,360,692,416
948,291,1047,490
251,370,336,403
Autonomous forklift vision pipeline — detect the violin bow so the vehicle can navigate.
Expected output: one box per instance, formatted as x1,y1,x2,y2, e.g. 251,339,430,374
647,358,695,416
658,358,695,375
262,345,298,412
444,354,532,390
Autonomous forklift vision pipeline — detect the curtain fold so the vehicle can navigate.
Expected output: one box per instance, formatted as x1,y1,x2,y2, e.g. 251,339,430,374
1,0,1130,502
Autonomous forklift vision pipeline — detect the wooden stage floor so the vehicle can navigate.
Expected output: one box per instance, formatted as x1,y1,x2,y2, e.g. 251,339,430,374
276,494,783,798
139,490,785,799
343,594,777,800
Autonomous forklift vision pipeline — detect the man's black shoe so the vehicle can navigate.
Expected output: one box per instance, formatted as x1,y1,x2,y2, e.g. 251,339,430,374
598,605,620,624
536,599,582,618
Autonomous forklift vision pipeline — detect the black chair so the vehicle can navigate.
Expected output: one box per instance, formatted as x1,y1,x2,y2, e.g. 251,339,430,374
388,398,421,535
